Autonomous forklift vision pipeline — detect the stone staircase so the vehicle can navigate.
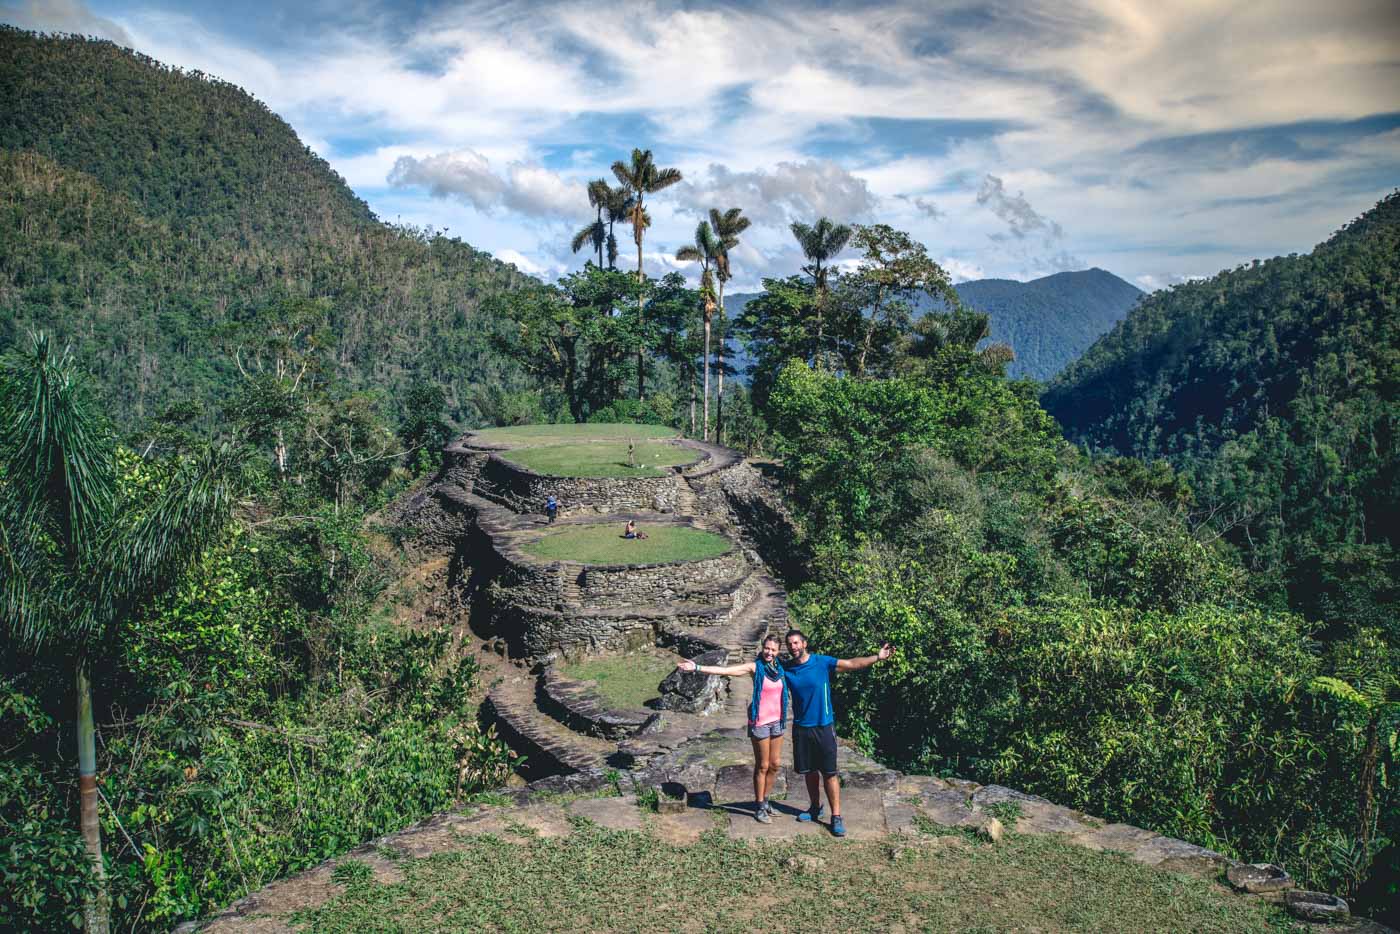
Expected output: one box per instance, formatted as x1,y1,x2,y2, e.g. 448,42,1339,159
483,668,621,776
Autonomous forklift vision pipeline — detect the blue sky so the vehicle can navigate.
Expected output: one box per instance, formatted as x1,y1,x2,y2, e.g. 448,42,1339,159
4,0,1398,291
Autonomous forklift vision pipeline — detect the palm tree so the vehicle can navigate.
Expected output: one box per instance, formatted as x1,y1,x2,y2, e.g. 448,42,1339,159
0,333,238,933
602,184,634,269
709,207,750,444
790,217,852,371
676,221,721,439
611,149,682,400
570,179,610,266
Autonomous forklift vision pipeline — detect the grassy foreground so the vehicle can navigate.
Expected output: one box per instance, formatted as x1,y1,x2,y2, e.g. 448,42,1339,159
561,652,677,710
473,423,679,446
502,440,698,478
295,821,1288,933
524,523,732,565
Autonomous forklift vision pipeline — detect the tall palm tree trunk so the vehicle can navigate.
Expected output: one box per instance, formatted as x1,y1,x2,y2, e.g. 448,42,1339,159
636,237,645,401
715,280,726,445
689,367,697,436
702,307,712,440
77,663,110,933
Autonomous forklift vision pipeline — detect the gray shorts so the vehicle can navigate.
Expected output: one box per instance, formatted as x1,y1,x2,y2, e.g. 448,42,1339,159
749,721,785,740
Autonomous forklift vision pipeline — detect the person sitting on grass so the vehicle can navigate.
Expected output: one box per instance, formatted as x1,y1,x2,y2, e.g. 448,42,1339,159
622,520,647,540
782,628,893,837
675,634,788,823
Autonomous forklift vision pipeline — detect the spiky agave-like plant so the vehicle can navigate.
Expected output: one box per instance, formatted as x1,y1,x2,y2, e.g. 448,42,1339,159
0,333,238,933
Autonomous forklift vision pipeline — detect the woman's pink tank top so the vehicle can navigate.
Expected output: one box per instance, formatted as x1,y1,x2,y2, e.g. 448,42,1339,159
754,674,783,726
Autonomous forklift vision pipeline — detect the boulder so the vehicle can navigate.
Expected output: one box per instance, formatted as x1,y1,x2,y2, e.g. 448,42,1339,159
1226,863,1294,894
655,649,729,715
1284,890,1349,923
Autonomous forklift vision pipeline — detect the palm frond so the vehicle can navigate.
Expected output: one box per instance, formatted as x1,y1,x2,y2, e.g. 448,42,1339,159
0,501,71,649
1,332,116,563
650,167,683,192
88,444,240,645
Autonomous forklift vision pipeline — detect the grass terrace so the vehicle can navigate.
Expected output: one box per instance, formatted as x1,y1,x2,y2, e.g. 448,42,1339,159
472,423,680,447
501,440,698,478
560,650,676,711
295,822,1289,933
522,523,732,565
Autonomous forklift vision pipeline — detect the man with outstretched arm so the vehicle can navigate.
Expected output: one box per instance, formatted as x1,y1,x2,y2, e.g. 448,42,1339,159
783,628,893,837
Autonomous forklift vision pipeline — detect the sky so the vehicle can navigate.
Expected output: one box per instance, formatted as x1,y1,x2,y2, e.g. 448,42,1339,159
4,0,1399,292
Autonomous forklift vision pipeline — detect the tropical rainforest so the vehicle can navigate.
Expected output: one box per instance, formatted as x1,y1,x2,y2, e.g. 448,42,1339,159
1,27,1395,932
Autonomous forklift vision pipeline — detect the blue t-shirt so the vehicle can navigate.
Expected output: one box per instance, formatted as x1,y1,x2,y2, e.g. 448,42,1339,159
784,654,838,727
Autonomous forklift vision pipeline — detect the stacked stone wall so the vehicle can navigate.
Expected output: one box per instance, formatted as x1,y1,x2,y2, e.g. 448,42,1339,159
510,602,738,658
474,454,693,517
539,665,655,740
577,551,746,606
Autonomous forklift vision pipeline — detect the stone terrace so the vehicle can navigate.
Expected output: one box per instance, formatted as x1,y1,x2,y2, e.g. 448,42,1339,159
391,427,796,776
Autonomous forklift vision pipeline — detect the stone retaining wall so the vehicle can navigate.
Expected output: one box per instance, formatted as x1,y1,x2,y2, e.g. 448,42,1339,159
539,665,655,741
697,460,807,581
577,550,747,606
472,451,698,517
510,603,736,658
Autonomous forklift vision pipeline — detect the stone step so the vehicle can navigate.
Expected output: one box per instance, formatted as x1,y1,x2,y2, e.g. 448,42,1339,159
483,672,619,776
660,571,786,664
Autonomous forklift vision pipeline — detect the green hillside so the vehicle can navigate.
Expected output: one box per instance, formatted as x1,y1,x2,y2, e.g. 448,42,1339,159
0,27,531,427
1043,192,1400,625
946,268,1142,380
726,267,1141,383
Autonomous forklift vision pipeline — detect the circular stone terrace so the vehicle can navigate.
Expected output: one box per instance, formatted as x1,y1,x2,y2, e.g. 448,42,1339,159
453,424,718,518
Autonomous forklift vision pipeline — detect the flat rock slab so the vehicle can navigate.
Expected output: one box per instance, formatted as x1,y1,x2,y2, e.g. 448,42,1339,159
1004,800,1102,837
568,795,646,832
882,790,921,836
1134,835,1233,877
1073,822,1161,854
199,862,338,933
727,805,832,840
914,788,981,830
896,774,953,797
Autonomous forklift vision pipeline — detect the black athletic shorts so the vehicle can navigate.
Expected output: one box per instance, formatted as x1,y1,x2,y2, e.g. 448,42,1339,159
792,723,838,776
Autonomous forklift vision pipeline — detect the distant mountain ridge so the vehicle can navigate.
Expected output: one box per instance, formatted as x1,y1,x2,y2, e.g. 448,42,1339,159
725,267,1141,382
940,268,1142,380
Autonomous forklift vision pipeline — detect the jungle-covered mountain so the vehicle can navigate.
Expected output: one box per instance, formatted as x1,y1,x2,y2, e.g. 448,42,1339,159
1043,192,1400,627
0,27,531,429
937,268,1142,380
726,267,1141,382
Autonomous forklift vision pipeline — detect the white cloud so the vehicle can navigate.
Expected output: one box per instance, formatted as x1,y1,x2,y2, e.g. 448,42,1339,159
388,149,587,220
941,257,987,284
1,0,130,44
676,160,880,226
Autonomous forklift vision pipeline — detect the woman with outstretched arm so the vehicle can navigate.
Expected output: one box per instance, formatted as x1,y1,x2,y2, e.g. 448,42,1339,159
674,634,788,822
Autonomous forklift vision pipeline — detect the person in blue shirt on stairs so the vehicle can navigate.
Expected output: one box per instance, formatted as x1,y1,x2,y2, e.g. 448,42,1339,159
783,628,893,837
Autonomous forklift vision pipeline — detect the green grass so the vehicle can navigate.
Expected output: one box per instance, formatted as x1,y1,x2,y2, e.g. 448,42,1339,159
472,423,679,446
294,823,1290,933
501,440,698,478
522,523,731,565
560,652,677,710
